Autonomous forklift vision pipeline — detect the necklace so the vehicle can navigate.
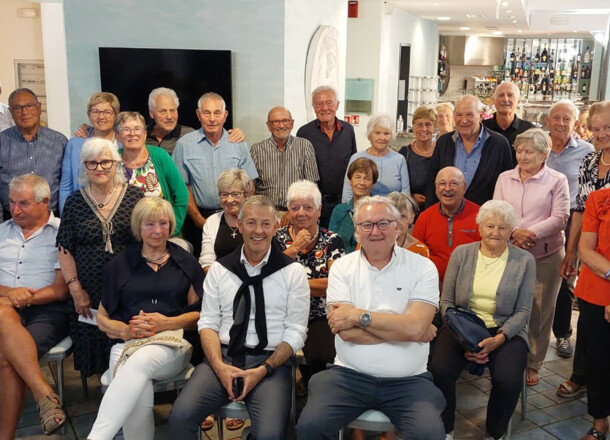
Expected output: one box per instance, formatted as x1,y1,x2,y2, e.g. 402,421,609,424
412,141,433,156
229,226,239,239
87,185,118,208
142,249,169,263
480,252,502,270
601,150,610,166
400,233,408,247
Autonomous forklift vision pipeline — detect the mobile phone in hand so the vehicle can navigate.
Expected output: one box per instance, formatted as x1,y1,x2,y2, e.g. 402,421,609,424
232,376,244,397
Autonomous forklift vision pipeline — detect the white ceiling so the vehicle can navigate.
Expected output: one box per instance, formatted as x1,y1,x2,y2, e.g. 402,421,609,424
392,0,610,37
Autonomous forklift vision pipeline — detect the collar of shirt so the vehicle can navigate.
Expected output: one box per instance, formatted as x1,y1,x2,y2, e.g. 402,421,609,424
269,135,294,151
6,210,60,240
510,164,549,182
358,244,400,273
239,245,272,274
147,122,182,141
314,118,342,133
196,127,229,146
452,124,488,154
438,198,466,218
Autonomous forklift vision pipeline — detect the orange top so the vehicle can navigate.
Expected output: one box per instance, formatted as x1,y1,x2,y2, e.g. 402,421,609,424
408,240,430,258
574,188,610,307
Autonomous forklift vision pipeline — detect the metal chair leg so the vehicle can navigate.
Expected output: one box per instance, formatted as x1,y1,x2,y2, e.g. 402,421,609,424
81,373,89,398
521,371,527,420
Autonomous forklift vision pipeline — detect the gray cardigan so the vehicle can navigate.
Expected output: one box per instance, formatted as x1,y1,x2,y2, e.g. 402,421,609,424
440,242,535,347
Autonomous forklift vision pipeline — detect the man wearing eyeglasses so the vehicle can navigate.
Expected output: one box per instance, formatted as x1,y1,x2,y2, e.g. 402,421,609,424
0,88,67,220
251,106,319,217
298,195,445,440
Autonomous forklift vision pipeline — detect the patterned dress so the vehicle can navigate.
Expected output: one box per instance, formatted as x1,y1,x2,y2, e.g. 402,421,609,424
56,185,142,377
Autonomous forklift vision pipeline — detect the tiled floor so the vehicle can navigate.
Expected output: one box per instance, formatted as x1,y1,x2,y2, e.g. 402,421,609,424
17,312,592,439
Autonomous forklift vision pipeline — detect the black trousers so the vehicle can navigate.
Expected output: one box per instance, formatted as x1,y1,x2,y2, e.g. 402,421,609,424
300,318,336,387
182,206,220,259
428,325,527,439
553,211,576,339
569,298,587,385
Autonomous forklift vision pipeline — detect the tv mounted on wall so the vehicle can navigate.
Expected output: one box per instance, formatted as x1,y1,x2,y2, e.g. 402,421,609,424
99,47,232,130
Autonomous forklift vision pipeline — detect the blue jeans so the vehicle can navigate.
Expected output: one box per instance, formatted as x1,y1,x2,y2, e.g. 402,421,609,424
297,365,446,440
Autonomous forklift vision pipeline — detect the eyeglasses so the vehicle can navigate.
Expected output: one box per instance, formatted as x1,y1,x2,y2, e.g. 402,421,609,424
119,127,145,135
313,100,336,109
89,109,114,118
84,160,116,171
10,103,38,114
267,119,293,127
219,191,245,200
356,219,396,232
436,180,463,189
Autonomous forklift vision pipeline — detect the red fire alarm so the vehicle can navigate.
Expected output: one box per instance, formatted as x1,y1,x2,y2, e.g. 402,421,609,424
348,1,358,18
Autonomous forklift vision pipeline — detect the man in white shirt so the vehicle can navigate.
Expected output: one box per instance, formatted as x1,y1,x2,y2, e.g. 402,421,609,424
297,195,446,440
168,195,309,439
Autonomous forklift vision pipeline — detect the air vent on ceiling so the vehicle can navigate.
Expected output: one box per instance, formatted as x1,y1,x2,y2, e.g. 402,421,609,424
551,17,570,25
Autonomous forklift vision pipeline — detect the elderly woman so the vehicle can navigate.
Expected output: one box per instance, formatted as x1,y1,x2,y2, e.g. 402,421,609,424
574,187,610,440
341,113,409,203
329,158,378,253
429,200,536,440
199,168,250,273
387,191,429,257
114,111,188,235
399,106,437,208
436,102,455,138
57,138,143,380
275,180,345,386
59,92,120,213
87,197,203,440
493,128,570,386
576,106,594,143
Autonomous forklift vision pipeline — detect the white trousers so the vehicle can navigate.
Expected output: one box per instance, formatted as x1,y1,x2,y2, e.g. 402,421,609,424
88,342,191,440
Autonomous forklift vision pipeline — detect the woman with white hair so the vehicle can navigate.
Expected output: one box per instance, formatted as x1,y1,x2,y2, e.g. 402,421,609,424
341,113,410,203
436,102,455,138
275,180,345,387
493,128,570,387
57,138,143,380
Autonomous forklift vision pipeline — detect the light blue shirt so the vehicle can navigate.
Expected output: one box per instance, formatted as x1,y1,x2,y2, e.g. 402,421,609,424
546,136,594,209
0,212,60,290
341,149,410,202
454,126,488,189
172,128,258,209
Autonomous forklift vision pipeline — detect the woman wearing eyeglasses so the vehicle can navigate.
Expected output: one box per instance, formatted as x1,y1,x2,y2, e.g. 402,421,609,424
59,92,120,214
57,138,143,380
115,111,188,235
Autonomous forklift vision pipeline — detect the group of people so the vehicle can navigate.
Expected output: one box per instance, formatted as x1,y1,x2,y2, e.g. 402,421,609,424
0,78,608,440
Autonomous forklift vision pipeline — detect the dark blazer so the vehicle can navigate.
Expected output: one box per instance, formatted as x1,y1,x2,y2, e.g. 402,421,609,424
440,242,535,347
424,127,514,208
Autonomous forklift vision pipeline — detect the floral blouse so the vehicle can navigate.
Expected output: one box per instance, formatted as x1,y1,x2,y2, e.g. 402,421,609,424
576,151,610,212
120,156,164,198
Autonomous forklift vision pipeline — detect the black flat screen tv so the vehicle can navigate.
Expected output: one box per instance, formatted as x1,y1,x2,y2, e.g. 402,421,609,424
99,47,232,130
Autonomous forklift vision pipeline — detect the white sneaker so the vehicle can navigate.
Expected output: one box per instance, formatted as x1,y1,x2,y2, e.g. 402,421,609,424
445,433,454,440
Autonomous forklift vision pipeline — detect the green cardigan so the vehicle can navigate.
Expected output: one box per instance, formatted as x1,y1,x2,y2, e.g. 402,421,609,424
119,145,188,235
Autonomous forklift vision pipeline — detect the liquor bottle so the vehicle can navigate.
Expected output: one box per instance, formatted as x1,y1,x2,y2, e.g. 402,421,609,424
571,63,578,79
583,46,591,63
577,50,581,63
519,67,524,77
541,43,548,62
549,65,555,79
505,66,511,78
549,50,555,64
582,82,587,94
534,48,540,63
515,48,520,62
510,49,515,63
521,46,526,63
581,67,586,79
584,65,590,79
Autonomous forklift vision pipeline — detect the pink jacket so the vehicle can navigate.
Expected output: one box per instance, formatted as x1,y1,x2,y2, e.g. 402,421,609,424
493,165,570,259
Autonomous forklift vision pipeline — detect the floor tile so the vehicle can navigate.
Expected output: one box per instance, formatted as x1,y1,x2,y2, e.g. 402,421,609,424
525,409,558,427
455,382,490,412
527,393,557,409
543,416,591,440
509,427,560,440
542,400,587,420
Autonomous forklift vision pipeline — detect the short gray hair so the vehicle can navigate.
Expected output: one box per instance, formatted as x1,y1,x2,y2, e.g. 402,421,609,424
353,195,400,224
436,102,454,113
238,195,276,221
8,88,38,105
77,138,126,186
9,174,50,203
131,197,176,240
514,128,551,156
456,95,484,114
311,85,338,105
197,92,226,112
476,200,519,230
549,99,579,120
366,113,395,139
148,87,179,112
114,111,146,132
286,180,322,209
217,168,250,193
495,81,521,100
387,191,419,216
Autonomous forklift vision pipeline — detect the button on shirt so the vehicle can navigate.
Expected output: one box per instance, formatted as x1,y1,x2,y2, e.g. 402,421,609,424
198,246,310,353
454,127,487,189
327,246,439,378
172,128,258,209
0,212,60,290
0,126,68,213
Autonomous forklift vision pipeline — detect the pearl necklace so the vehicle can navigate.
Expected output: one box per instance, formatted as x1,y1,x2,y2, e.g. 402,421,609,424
142,249,169,263
87,185,118,208
601,150,610,167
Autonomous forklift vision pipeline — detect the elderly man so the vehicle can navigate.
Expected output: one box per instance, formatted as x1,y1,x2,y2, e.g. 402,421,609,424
145,87,195,154
0,174,70,438
297,86,357,228
0,89,67,218
297,195,445,440
173,92,258,257
414,167,481,284
250,106,319,213
543,100,594,359
425,95,513,208
168,196,309,439
0,80,14,132
483,81,534,161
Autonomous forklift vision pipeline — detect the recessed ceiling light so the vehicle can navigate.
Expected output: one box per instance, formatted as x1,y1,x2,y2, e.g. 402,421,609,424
493,31,503,35
508,15,515,18
433,2,439,5
437,16,451,20
502,2,509,6
512,20,518,23
506,10,512,13
459,26,471,30
518,29,522,33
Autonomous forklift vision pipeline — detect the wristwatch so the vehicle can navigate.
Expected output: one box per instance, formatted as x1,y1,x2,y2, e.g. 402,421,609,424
359,311,372,328
259,361,274,377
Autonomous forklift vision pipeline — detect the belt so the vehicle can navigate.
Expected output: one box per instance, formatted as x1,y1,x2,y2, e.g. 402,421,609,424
220,344,274,356
322,194,341,202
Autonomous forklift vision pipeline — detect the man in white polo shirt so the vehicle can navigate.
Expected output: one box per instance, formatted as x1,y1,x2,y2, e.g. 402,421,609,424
297,195,445,440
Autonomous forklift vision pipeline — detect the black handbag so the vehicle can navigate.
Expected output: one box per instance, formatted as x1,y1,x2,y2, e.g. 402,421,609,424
442,307,491,353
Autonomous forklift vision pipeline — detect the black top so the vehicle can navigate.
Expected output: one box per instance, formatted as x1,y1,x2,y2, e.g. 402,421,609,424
483,114,534,164
398,144,431,197
424,127,514,209
214,214,244,259
296,118,357,196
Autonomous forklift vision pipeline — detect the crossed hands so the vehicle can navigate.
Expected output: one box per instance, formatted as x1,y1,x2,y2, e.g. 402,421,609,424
215,363,266,402
126,310,170,340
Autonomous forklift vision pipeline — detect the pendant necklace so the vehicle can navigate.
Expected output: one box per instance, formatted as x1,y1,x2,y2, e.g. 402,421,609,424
142,249,170,263
88,185,118,208
480,253,501,270
229,226,239,239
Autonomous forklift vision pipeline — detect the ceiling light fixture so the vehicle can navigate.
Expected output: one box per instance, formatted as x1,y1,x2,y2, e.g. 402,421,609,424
502,2,509,6
493,31,503,35
437,16,451,20
460,26,471,30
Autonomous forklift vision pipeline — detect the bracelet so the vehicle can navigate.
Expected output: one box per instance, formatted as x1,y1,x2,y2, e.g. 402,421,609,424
65,277,79,285
605,268,610,281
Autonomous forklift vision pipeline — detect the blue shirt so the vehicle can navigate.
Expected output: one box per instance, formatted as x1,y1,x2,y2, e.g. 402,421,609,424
454,126,488,189
0,126,67,213
172,128,258,209
546,136,594,209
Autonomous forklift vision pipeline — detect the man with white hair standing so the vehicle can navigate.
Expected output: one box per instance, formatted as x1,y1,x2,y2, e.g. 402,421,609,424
145,87,194,155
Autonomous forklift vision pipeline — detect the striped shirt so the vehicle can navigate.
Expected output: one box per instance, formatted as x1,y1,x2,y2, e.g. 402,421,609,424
172,128,258,209
250,135,319,209
0,126,67,213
